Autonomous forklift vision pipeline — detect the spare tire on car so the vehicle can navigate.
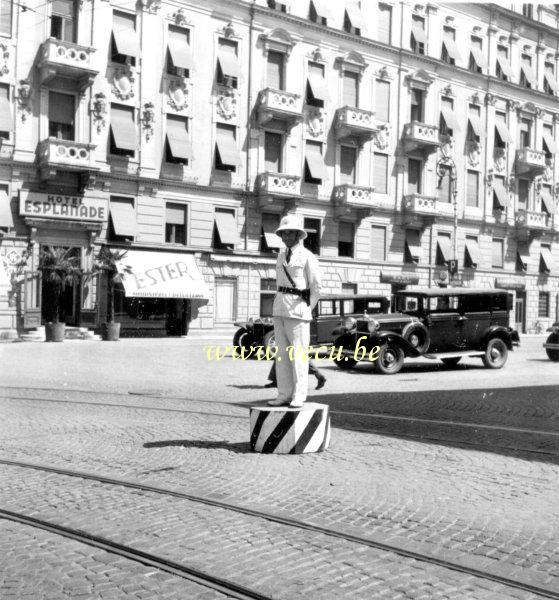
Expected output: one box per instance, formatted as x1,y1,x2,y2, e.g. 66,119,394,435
402,322,430,353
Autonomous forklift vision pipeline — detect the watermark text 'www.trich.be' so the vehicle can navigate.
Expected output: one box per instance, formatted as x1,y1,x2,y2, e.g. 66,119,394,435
204,336,380,363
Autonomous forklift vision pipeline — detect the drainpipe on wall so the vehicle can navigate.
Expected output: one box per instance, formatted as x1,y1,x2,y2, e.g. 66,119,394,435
245,0,255,318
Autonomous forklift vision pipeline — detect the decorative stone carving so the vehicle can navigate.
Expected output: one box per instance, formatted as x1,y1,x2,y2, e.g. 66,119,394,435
439,135,454,159
535,107,545,119
139,0,161,13
221,22,237,39
543,159,553,182
216,89,238,121
466,141,482,167
111,65,135,100
306,108,324,138
485,93,497,106
485,169,494,188
335,51,366,75
90,92,107,133
506,175,515,191
493,147,506,172
441,84,454,98
377,66,391,80
261,28,295,57
16,79,32,122
373,124,390,150
405,69,435,91
167,77,190,111
506,99,520,112
473,26,482,34
0,43,9,75
554,113,559,124
309,47,326,63
445,16,454,24
470,92,481,105
141,102,155,140
413,4,425,14
169,7,190,26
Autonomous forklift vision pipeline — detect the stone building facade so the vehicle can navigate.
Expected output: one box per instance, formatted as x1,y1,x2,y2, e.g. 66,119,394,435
0,0,558,337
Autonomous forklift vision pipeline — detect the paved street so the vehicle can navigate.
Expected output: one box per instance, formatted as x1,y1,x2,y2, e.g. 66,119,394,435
0,335,558,599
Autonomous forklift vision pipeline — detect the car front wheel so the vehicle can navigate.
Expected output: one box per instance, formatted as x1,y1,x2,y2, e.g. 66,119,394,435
482,338,508,369
545,334,559,361
374,343,404,375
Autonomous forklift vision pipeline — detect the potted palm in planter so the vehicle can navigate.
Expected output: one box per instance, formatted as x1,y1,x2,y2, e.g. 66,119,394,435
39,246,83,342
92,246,128,341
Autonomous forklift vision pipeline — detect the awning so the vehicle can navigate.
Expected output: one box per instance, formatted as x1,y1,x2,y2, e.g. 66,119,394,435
110,200,136,238
166,118,192,161
166,203,185,225
465,238,481,268
214,211,239,245
305,143,326,181
112,15,137,57
312,0,334,21
495,119,513,144
437,236,452,263
0,190,13,231
405,229,421,263
470,46,487,70
541,188,555,215
217,47,240,80
0,88,12,133
521,62,537,88
496,54,514,80
52,0,74,17
468,112,485,138
493,179,507,210
411,22,427,45
545,71,559,94
215,127,242,167
443,37,462,63
540,247,553,273
543,130,558,154
517,246,530,271
114,250,210,299
307,71,329,102
110,107,136,152
168,39,193,71
345,2,365,29
262,219,282,250
440,106,461,132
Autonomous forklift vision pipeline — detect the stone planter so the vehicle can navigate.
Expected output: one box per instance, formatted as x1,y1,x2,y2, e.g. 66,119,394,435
45,322,66,342
101,322,121,341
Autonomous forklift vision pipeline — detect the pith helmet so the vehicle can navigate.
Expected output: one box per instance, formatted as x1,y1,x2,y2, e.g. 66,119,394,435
275,214,307,239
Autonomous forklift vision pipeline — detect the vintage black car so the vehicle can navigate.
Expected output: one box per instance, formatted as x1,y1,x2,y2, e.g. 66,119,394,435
543,323,559,361
233,294,390,355
332,288,520,374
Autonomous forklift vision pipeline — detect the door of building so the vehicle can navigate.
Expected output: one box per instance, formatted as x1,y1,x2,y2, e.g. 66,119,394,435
40,246,81,326
515,292,526,334
214,277,237,323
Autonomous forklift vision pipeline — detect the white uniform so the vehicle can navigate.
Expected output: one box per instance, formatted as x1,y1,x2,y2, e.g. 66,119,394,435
272,241,321,405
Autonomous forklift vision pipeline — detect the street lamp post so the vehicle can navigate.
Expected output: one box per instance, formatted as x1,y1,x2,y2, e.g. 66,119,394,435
436,157,459,283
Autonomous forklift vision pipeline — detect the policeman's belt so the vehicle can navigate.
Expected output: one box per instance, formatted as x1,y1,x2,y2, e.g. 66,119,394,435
278,286,311,305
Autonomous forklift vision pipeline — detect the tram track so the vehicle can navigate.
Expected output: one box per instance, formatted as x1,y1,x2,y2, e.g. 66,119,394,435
1,391,558,457
0,458,558,599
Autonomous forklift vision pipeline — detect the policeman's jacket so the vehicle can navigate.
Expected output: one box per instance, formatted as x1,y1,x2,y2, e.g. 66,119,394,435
272,241,321,321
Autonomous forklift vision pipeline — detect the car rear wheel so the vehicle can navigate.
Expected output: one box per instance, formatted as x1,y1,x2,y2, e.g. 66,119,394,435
441,357,461,368
332,335,357,370
374,343,404,375
482,338,508,369
545,334,559,361
233,329,256,358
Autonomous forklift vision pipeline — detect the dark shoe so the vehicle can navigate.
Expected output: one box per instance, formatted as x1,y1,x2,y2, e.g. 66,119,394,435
315,376,326,390
264,382,277,388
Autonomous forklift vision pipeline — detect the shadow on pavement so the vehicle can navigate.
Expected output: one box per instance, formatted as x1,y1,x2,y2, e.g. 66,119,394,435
144,440,251,453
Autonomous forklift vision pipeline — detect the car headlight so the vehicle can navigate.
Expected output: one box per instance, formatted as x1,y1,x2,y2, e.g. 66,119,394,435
344,317,357,330
367,319,380,333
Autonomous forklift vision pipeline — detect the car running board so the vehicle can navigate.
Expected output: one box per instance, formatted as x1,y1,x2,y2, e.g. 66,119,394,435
423,351,485,360
543,342,559,350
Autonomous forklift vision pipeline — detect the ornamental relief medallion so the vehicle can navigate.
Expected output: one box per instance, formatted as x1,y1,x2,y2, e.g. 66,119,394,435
466,141,482,168
111,66,135,101
167,78,191,112
373,124,390,150
439,135,454,159
216,89,238,121
543,160,553,182
493,147,506,172
305,108,324,138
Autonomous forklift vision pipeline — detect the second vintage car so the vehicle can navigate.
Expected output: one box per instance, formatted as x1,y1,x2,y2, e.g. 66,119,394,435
543,322,559,361
233,294,390,356
332,288,520,374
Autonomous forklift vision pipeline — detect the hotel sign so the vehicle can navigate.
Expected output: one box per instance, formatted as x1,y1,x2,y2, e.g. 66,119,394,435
19,191,108,223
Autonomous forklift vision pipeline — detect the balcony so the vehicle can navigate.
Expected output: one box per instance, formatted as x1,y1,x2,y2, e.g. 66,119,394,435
333,184,380,218
36,138,98,182
515,148,546,176
403,194,454,220
334,106,378,143
402,121,439,154
256,88,303,129
257,172,301,208
515,210,555,235
37,38,98,92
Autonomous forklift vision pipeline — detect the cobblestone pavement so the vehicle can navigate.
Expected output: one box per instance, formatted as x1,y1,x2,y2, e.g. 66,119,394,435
0,336,558,598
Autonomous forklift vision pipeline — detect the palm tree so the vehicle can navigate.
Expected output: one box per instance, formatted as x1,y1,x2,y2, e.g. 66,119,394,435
91,246,128,323
39,247,83,324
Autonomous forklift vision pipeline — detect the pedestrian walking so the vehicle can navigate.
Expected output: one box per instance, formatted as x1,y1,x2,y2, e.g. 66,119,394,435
265,359,326,390
267,214,321,408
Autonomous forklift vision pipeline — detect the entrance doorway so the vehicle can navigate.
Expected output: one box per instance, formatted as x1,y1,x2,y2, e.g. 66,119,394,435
40,246,82,326
214,277,237,323
515,291,526,334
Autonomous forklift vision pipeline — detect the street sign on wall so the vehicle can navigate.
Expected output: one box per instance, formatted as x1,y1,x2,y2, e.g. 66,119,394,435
19,191,108,223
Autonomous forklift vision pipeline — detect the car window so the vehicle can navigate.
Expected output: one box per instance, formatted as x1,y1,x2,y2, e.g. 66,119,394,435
366,301,384,314
319,300,335,316
459,295,490,312
492,294,508,311
343,299,355,314
429,296,459,311
395,296,419,313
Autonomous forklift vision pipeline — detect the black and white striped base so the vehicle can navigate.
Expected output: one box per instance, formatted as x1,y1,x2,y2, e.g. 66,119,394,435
249,403,330,454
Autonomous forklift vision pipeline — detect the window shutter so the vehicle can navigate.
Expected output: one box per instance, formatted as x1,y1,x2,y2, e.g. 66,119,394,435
492,239,504,268
52,0,74,17
343,71,359,107
267,51,284,90
166,203,186,225
264,132,282,172
437,166,451,202
0,0,12,36
466,171,479,207
374,80,390,122
377,4,392,44
48,92,75,124
339,221,354,243
371,226,386,261
340,146,356,184
373,153,388,194
408,159,421,194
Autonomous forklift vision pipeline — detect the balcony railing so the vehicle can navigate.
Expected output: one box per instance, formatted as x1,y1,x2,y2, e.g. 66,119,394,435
515,148,546,176
37,38,98,91
402,121,439,153
515,210,554,231
36,138,98,180
333,184,381,218
403,193,454,218
256,88,303,128
334,106,378,142
257,171,300,195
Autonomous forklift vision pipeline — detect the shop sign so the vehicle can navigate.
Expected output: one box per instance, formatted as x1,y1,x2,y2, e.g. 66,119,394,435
380,272,420,285
19,191,108,223
495,279,526,291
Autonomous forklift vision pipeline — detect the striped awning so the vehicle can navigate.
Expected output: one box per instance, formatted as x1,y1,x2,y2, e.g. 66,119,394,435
305,143,326,181
470,46,487,70
495,119,513,144
440,106,461,132
215,127,242,167
493,179,508,210
405,229,421,263
110,200,136,238
345,2,365,29
166,118,192,161
437,236,452,263
465,238,481,268
541,188,555,215
214,211,239,246
540,246,553,274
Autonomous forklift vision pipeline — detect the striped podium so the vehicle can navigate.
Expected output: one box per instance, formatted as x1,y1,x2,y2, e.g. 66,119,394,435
249,403,330,454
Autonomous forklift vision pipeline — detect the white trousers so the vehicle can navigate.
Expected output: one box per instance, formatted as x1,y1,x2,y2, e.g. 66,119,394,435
273,317,310,404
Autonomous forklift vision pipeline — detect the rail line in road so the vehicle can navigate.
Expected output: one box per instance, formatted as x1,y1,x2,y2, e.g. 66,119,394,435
0,458,558,599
